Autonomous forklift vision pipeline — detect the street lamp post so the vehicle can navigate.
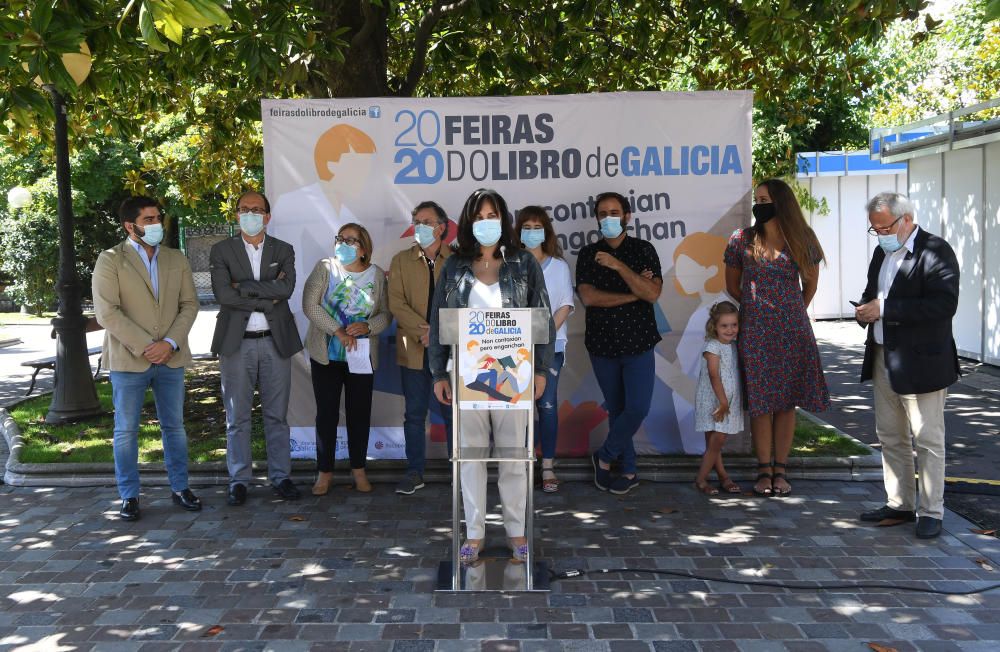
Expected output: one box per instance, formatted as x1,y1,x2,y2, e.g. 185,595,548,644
43,84,101,423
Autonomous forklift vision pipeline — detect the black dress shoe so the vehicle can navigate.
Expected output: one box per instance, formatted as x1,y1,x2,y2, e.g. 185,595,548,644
171,488,202,511
119,497,140,521
227,483,247,506
272,478,302,500
860,505,916,523
916,516,943,539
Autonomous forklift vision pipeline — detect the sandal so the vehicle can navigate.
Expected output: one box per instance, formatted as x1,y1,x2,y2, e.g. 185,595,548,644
772,463,791,496
694,481,719,496
460,539,484,564
541,468,560,493
508,537,529,562
752,463,773,497
719,476,742,494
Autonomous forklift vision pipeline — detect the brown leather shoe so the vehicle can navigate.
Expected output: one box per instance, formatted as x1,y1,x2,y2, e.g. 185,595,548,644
352,468,372,493
311,472,333,496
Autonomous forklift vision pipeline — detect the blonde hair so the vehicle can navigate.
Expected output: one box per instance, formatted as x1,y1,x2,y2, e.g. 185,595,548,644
705,300,739,341
467,340,480,351
314,124,376,181
517,347,530,359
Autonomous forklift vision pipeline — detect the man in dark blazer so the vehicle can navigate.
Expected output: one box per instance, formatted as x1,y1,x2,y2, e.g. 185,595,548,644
855,191,960,539
210,191,304,505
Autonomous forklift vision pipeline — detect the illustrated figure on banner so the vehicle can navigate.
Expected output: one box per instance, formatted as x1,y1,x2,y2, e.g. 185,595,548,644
273,123,377,298
658,232,732,455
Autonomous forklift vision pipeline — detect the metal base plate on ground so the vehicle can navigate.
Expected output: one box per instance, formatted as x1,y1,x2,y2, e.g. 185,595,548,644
435,554,550,592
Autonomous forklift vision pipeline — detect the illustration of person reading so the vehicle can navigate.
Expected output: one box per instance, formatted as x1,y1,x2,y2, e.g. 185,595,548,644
497,348,533,404
461,340,511,402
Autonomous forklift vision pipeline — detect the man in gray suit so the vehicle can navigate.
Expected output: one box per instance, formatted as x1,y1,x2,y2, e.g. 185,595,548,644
210,191,303,505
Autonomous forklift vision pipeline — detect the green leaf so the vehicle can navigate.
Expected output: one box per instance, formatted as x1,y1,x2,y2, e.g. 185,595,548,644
30,0,54,33
186,0,232,29
985,0,1000,22
139,2,170,52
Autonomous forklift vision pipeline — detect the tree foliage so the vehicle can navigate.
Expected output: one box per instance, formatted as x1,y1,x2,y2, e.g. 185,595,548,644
3,2,937,182
0,136,135,312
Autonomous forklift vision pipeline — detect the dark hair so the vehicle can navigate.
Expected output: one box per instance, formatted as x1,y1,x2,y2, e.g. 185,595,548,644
752,178,825,280
236,190,271,213
119,196,160,225
455,188,516,260
594,191,630,218
412,200,449,240
705,300,739,340
515,205,563,259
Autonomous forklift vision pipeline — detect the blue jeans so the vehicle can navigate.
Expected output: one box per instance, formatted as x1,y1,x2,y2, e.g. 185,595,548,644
400,359,453,475
590,349,655,475
110,364,189,499
536,352,564,460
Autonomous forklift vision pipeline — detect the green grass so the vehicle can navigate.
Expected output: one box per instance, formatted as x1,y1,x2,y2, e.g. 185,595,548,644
11,361,870,463
0,312,57,325
791,413,871,457
11,361,266,464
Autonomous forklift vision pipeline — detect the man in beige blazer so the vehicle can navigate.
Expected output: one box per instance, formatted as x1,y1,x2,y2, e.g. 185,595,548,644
387,200,453,495
92,196,201,521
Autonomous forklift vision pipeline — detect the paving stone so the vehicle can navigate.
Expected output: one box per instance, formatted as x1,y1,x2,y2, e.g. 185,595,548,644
1,482,998,650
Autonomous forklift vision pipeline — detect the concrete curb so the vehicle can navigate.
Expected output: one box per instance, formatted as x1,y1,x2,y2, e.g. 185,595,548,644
2,403,883,487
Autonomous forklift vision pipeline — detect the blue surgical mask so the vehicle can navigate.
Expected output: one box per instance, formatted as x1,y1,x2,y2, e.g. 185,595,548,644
878,233,904,253
520,228,545,250
414,224,437,248
335,242,358,265
239,212,265,237
472,219,502,246
599,217,623,239
136,223,163,247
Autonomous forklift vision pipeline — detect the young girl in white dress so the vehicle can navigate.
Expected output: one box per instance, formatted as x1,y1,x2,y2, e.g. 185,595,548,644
694,301,745,495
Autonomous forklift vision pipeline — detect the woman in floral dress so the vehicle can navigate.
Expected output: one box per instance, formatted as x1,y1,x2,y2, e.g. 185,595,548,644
724,179,830,497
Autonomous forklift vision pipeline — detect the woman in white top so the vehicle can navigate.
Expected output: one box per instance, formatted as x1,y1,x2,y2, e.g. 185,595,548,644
515,206,575,492
428,189,555,564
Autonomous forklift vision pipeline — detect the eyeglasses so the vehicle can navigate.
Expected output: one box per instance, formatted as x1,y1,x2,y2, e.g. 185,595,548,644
867,215,903,236
335,235,361,247
237,207,268,215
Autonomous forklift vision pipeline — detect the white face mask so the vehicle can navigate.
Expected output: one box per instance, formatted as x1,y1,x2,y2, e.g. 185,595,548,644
135,222,163,247
239,212,265,236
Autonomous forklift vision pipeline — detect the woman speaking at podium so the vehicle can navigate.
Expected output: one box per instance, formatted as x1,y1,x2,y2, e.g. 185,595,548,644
429,188,555,564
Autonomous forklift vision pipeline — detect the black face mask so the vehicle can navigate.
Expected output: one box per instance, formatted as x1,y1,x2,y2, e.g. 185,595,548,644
752,202,776,224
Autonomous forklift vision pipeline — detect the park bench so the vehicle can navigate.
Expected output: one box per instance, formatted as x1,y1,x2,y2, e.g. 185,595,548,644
20,316,104,396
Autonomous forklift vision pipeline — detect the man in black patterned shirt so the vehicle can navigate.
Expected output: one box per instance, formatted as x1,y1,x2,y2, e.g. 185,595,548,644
576,191,663,495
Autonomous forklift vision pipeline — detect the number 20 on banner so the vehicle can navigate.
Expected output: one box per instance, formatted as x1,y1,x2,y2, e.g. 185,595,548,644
394,110,443,184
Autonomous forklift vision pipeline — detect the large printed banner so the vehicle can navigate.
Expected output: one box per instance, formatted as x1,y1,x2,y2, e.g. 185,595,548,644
261,92,752,460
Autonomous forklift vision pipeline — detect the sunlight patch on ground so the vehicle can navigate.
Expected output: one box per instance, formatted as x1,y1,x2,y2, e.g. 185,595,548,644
6,590,63,605
688,525,755,545
11,634,76,652
293,563,330,577
384,546,417,557
830,519,860,529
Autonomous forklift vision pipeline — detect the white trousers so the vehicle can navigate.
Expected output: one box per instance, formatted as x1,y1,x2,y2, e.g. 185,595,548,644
459,408,528,539
873,346,948,519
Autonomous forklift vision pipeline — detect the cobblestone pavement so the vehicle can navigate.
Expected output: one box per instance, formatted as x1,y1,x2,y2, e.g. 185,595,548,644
812,320,1000,531
2,480,1000,651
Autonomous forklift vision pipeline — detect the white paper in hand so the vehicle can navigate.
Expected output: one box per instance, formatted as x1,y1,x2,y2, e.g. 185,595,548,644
346,338,373,374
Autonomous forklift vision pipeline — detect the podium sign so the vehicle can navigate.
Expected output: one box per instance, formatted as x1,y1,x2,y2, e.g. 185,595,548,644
456,308,533,411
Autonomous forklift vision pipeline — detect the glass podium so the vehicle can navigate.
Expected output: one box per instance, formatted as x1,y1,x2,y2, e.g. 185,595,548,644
434,307,551,592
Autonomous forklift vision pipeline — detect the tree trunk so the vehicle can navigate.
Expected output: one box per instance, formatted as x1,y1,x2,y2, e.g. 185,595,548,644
308,0,390,98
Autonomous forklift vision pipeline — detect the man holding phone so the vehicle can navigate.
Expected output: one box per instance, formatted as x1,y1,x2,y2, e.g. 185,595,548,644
854,192,960,539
